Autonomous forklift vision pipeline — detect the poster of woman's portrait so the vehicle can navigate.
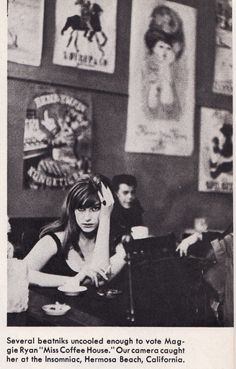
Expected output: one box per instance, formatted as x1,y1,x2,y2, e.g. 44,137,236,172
125,0,196,156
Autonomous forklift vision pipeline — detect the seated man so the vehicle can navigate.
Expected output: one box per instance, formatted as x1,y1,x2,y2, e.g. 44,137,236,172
111,174,144,242
176,225,233,327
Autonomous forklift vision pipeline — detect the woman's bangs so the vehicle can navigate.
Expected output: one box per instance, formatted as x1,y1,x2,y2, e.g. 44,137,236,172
74,187,100,209
82,193,100,208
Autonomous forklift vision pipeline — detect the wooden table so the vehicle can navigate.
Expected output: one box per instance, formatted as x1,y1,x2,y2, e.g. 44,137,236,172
8,282,129,327
8,257,217,327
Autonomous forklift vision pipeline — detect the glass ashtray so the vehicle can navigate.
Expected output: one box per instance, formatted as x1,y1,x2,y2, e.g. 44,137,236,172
97,288,123,299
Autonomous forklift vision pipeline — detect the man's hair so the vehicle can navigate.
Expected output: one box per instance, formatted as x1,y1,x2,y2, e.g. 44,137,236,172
112,174,137,192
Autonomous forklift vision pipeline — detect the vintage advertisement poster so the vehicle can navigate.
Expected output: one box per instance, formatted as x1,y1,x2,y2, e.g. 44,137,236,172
53,0,117,73
23,88,92,189
199,107,232,193
125,0,196,156
213,0,232,95
7,0,44,66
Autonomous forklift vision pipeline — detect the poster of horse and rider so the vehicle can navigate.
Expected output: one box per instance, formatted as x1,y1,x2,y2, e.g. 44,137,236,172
53,0,117,73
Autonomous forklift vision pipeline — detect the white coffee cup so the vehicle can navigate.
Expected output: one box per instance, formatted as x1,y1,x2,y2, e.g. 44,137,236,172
131,226,149,240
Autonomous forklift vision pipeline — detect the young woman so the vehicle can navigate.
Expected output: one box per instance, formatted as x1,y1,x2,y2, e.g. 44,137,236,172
24,174,126,288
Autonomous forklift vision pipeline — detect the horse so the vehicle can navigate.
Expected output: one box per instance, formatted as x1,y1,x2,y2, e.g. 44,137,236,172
61,3,108,53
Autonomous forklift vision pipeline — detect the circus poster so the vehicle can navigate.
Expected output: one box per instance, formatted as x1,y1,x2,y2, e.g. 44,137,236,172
199,108,232,193
125,0,196,156
23,86,92,189
8,0,44,66
53,0,117,73
213,0,232,95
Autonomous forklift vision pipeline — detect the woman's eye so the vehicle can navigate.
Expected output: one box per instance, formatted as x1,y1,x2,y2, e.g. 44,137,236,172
92,207,100,212
78,208,85,212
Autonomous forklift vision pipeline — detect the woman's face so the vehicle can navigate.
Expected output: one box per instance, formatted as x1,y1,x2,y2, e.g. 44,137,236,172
75,202,101,233
153,40,175,64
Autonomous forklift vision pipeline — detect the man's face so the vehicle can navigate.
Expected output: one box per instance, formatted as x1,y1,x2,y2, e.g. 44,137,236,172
116,184,136,209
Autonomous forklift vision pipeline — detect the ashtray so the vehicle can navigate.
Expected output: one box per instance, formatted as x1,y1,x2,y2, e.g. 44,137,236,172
97,288,122,299
42,302,71,316
57,285,87,296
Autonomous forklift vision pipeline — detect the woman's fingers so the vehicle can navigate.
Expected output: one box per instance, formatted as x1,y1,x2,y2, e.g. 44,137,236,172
97,269,108,281
87,270,99,287
94,274,99,288
101,183,114,205
76,264,110,287
97,190,104,204
90,266,109,280
97,182,114,209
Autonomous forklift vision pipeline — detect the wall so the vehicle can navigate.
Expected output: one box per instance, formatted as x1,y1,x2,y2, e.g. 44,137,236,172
8,0,233,237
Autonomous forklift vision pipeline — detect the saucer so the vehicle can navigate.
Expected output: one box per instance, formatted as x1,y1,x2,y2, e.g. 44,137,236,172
42,302,71,316
57,285,87,296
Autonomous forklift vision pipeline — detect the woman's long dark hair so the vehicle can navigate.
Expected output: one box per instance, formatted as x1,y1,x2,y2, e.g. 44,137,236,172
40,174,111,257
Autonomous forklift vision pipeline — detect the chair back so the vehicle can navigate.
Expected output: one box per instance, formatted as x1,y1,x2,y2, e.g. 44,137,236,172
130,256,206,326
126,233,176,262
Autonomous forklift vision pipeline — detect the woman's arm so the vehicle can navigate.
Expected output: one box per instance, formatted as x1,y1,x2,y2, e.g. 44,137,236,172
90,183,114,270
68,243,126,287
109,243,126,280
28,270,71,287
24,235,71,287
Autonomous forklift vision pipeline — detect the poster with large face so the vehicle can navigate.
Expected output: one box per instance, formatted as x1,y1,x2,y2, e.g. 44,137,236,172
199,108,232,193
213,0,232,95
125,0,196,156
23,87,92,189
7,0,44,66
53,0,117,73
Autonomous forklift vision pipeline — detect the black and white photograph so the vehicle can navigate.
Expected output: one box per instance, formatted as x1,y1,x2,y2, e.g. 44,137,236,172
1,0,234,368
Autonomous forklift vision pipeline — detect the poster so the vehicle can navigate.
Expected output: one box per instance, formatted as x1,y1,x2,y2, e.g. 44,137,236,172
125,0,196,156
213,0,232,95
199,107,233,193
53,0,117,73
23,88,92,189
7,0,44,66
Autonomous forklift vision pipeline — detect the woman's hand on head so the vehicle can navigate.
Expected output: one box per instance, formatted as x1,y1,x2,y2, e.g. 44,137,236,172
97,182,114,218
